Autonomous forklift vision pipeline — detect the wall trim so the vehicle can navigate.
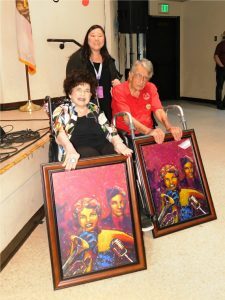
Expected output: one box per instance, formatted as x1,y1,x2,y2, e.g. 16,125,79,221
0,206,45,271
180,97,216,105
1,97,216,111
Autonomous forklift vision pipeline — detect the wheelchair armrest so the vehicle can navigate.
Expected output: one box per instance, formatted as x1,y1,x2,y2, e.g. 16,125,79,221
116,129,130,146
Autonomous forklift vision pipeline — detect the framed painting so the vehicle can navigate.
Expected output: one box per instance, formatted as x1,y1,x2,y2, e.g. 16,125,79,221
41,155,146,289
134,129,217,238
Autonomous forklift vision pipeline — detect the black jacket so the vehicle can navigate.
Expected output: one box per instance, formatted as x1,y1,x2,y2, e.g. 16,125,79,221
66,48,119,79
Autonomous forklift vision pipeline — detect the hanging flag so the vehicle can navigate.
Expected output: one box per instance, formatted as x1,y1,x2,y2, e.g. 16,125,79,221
15,0,36,74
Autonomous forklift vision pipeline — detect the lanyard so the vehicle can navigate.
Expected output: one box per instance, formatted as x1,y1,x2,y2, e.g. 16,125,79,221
90,61,103,81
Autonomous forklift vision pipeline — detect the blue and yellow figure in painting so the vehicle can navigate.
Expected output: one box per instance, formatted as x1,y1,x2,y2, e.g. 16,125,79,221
62,197,135,277
158,164,206,227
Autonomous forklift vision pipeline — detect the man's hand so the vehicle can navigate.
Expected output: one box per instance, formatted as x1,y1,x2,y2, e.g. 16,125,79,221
149,128,165,144
168,126,183,141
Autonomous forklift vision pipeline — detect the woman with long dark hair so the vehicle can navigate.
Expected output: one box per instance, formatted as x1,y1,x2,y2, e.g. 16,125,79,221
66,25,121,122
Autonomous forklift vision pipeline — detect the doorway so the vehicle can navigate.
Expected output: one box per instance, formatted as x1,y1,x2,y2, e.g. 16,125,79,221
146,16,180,101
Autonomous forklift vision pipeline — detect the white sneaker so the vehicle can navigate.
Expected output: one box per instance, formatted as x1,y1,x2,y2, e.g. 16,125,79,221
141,215,154,232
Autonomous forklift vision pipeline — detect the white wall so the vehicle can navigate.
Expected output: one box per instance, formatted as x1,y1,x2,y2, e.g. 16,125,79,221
0,0,118,104
0,2,3,101
105,0,119,69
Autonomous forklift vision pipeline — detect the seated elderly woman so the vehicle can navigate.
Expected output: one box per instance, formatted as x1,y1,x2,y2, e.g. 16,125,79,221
52,71,132,170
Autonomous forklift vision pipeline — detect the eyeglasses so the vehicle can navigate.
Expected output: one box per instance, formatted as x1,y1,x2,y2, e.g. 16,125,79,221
133,72,150,82
74,87,91,95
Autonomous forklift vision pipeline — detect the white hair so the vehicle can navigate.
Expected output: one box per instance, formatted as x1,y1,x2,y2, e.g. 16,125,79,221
130,58,154,78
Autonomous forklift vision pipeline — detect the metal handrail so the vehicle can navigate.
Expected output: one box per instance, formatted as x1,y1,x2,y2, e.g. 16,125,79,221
47,38,82,48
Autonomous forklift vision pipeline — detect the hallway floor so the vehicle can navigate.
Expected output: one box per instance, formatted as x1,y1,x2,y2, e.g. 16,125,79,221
1,100,225,300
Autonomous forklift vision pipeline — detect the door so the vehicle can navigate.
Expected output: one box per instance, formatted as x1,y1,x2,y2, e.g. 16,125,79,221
146,16,180,101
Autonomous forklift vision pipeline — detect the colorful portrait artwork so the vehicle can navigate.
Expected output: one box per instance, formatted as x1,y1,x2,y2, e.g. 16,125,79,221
51,162,137,278
140,137,210,229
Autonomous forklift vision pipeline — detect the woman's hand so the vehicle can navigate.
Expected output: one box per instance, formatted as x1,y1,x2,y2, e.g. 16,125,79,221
111,79,121,87
114,143,133,157
63,149,80,171
56,131,80,171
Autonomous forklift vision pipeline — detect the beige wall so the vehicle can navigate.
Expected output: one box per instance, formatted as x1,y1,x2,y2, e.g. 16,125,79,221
0,0,118,104
150,0,225,101
182,1,225,99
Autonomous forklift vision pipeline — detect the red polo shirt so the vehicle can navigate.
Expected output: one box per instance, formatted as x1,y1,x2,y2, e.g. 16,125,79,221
111,81,163,134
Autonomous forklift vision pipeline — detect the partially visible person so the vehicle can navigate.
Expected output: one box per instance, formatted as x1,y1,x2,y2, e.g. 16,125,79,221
101,186,133,234
180,156,203,192
66,24,121,121
214,31,225,110
112,58,183,144
52,71,132,171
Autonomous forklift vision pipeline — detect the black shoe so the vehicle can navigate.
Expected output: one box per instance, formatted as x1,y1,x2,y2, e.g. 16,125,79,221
141,215,154,232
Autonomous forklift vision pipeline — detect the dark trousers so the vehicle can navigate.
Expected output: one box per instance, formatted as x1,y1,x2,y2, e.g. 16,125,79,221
76,141,115,158
216,66,225,108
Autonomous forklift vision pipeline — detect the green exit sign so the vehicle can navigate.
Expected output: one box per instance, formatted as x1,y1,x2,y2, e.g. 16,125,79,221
160,3,169,13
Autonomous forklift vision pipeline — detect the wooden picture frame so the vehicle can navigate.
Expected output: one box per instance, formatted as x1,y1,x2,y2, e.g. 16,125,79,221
134,129,217,238
41,155,146,289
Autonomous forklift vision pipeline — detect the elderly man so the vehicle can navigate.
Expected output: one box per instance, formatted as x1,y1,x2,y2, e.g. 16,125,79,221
111,59,182,231
111,58,182,144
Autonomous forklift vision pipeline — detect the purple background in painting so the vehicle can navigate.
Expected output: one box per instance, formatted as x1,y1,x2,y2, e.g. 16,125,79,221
51,163,133,262
141,138,200,180
141,138,203,212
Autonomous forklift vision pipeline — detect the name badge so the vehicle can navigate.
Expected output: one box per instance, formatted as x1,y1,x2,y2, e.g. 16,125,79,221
97,86,104,99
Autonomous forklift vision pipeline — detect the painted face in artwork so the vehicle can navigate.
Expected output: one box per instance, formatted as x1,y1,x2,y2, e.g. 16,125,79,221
78,208,98,232
164,172,178,191
88,28,105,52
69,83,91,108
183,161,194,179
110,194,126,217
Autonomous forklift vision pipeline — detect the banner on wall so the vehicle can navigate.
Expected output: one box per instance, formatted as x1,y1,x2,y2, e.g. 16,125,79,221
15,0,36,74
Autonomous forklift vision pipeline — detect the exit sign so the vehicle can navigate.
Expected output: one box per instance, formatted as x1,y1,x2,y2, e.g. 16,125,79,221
159,3,169,13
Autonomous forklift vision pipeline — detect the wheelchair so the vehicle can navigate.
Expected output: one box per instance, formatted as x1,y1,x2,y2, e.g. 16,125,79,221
45,95,187,228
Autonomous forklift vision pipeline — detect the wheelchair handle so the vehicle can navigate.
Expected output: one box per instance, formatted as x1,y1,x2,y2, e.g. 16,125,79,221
45,96,54,135
112,112,136,139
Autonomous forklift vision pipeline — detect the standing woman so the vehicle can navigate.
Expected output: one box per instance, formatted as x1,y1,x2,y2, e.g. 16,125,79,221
66,25,121,122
